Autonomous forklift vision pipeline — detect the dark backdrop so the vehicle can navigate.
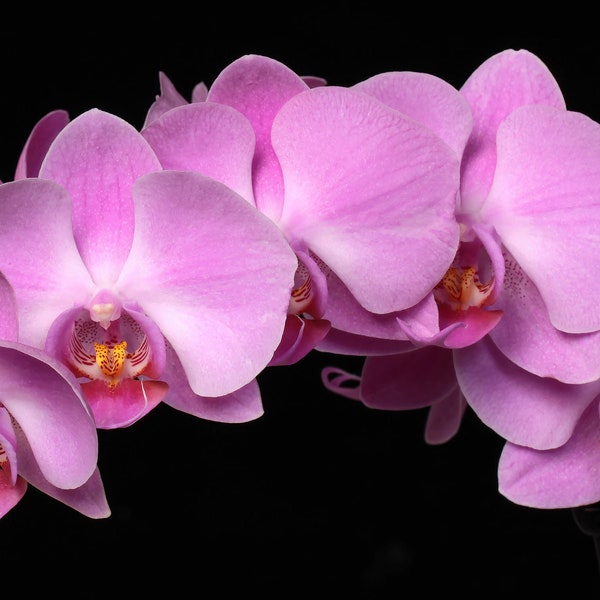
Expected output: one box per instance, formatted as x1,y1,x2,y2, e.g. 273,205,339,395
2,5,599,597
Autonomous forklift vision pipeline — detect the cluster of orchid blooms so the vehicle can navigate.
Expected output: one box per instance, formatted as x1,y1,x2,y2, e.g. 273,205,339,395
1,47,600,520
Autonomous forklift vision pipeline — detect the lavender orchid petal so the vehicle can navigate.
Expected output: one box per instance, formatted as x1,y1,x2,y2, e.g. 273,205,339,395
424,387,467,445
482,104,600,333
0,178,94,347
207,54,310,221
0,342,98,489
143,71,190,128
273,85,460,314
460,49,565,210
162,343,264,422
0,273,18,342
455,337,600,449
142,102,256,203
498,398,600,508
14,109,70,179
117,170,296,397
39,108,163,285
354,70,473,156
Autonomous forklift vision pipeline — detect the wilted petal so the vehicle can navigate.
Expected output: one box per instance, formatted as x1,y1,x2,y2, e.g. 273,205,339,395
142,102,256,202
118,170,296,397
498,398,600,508
39,108,162,284
0,179,93,347
455,336,600,449
361,346,457,410
482,104,600,333
15,109,70,179
0,342,98,488
354,70,473,156
274,86,460,314
460,49,565,209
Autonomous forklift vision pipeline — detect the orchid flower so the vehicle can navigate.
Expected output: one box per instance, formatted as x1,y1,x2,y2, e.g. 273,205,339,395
141,54,461,365
324,49,600,455
0,272,109,519
0,108,297,429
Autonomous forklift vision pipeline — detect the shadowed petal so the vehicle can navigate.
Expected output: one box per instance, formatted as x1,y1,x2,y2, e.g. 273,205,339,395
0,342,98,488
118,170,297,397
455,336,600,449
274,85,460,314
39,108,162,285
425,387,467,445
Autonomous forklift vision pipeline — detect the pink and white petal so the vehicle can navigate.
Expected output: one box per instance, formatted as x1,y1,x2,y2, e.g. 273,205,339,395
162,342,264,422
455,336,600,449
142,102,256,203
274,86,460,314
425,387,467,445
460,49,565,209
25,461,111,519
498,398,600,508
0,179,93,347
208,54,309,221
354,70,473,156
143,71,190,128
0,273,18,342
0,342,98,488
0,473,27,518
39,108,162,285
360,346,457,410
118,171,297,397
82,379,167,429
490,253,600,383
15,109,70,179
483,105,600,333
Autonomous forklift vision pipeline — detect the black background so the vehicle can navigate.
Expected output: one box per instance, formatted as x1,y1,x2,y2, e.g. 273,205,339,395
2,5,600,597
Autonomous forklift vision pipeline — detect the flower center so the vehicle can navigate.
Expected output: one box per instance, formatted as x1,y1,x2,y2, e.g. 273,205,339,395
68,313,152,388
434,265,494,311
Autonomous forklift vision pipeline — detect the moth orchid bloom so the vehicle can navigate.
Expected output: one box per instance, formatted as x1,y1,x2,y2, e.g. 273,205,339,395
324,49,600,450
0,108,297,429
141,54,461,365
0,272,109,519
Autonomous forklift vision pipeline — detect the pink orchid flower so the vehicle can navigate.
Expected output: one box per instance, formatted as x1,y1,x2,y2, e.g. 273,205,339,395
0,272,109,519
324,49,600,455
0,108,297,429
141,54,461,365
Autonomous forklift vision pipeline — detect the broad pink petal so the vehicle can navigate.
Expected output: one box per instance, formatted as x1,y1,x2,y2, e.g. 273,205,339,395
425,388,467,444
360,346,457,410
117,170,297,397
82,379,167,429
143,71,190,128
207,54,309,221
0,342,98,488
142,102,256,203
490,253,600,383
274,86,460,314
39,108,162,285
454,337,600,449
482,104,600,333
460,49,565,210
15,109,70,179
499,398,600,508
0,178,93,347
162,343,264,422
354,71,473,156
